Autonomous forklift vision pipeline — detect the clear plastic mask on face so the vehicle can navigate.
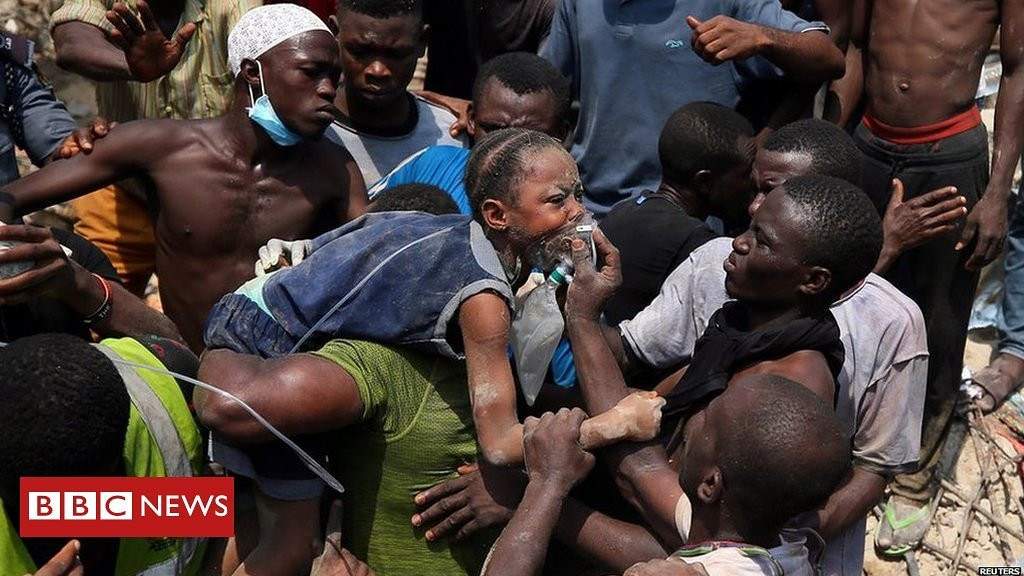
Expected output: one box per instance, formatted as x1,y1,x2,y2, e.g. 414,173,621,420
526,212,597,273
247,60,304,147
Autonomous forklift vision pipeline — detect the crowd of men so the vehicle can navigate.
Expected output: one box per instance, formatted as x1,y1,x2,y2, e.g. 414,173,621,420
0,0,1021,573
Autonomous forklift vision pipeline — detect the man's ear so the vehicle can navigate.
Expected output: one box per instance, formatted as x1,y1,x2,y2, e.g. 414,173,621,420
466,102,477,139
480,198,508,232
798,266,831,298
328,14,340,36
696,467,723,506
692,169,714,198
240,59,263,98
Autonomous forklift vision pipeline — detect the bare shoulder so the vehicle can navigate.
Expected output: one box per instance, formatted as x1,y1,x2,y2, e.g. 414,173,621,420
737,350,835,403
82,118,209,168
118,118,213,149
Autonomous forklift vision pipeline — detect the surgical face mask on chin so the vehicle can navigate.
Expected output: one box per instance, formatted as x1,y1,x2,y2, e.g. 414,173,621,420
247,60,304,147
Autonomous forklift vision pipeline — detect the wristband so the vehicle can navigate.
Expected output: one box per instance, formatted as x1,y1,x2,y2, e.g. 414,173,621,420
82,273,113,326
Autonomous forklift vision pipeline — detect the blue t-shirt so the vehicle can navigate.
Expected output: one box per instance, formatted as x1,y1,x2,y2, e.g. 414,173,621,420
540,0,828,215
369,146,473,215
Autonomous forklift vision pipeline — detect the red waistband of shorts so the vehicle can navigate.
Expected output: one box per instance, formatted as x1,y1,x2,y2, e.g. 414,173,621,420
861,106,982,145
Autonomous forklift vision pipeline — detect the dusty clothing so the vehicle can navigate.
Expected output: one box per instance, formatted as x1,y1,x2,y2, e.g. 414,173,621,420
327,94,469,185
204,212,513,358
619,237,929,575
671,533,815,576
314,340,495,576
854,120,987,512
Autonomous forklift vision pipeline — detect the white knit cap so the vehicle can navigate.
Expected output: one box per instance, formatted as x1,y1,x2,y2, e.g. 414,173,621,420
228,4,332,76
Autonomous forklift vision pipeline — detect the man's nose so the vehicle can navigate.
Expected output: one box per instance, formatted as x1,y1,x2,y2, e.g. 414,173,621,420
366,60,391,80
732,231,751,254
318,78,337,100
748,193,766,217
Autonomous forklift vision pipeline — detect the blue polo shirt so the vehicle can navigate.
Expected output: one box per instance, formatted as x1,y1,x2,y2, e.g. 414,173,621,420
540,0,828,215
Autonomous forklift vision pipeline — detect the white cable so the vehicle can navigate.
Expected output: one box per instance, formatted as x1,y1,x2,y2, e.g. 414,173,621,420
115,358,344,494
0,341,344,494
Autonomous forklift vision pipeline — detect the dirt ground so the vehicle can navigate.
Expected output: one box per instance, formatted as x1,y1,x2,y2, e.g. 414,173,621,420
862,332,1024,575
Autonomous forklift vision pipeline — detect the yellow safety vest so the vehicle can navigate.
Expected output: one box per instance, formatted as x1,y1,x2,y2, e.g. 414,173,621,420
0,337,205,576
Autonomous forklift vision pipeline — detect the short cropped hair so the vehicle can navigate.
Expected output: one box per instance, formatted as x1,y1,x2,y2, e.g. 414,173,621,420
658,102,755,186
465,128,569,221
0,334,130,507
338,0,422,19
719,374,851,528
763,119,863,187
782,174,883,301
472,52,571,121
369,183,460,215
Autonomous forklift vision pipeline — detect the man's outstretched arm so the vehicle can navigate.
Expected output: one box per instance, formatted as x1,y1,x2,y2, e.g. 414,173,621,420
52,1,197,83
0,120,167,221
686,13,844,84
564,230,687,545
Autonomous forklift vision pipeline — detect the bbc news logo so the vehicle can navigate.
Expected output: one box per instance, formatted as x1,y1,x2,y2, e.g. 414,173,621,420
20,477,234,538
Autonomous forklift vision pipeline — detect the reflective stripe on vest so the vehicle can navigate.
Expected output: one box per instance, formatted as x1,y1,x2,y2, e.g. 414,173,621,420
95,344,200,575
97,345,192,477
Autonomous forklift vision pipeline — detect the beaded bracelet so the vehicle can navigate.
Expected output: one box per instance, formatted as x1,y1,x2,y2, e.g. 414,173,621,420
82,273,113,326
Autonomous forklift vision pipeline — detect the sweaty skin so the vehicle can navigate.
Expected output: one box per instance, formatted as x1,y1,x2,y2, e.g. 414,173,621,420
0,34,367,351
845,0,1023,271
862,0,1000,127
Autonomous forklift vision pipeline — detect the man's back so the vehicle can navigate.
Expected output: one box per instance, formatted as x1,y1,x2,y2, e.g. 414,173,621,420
863,0,998,126
312,339,495,576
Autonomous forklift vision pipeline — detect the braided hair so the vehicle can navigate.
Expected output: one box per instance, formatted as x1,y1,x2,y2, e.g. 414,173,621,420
465,128,570,221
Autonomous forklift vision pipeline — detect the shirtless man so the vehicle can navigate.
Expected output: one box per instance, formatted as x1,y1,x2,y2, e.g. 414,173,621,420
0,5,367,351
830,0,1024,551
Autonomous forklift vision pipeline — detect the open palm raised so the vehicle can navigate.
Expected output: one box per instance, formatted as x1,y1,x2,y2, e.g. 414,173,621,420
105,1,196,83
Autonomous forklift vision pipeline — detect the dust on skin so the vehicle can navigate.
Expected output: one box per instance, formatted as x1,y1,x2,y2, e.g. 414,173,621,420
579,392,666,449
